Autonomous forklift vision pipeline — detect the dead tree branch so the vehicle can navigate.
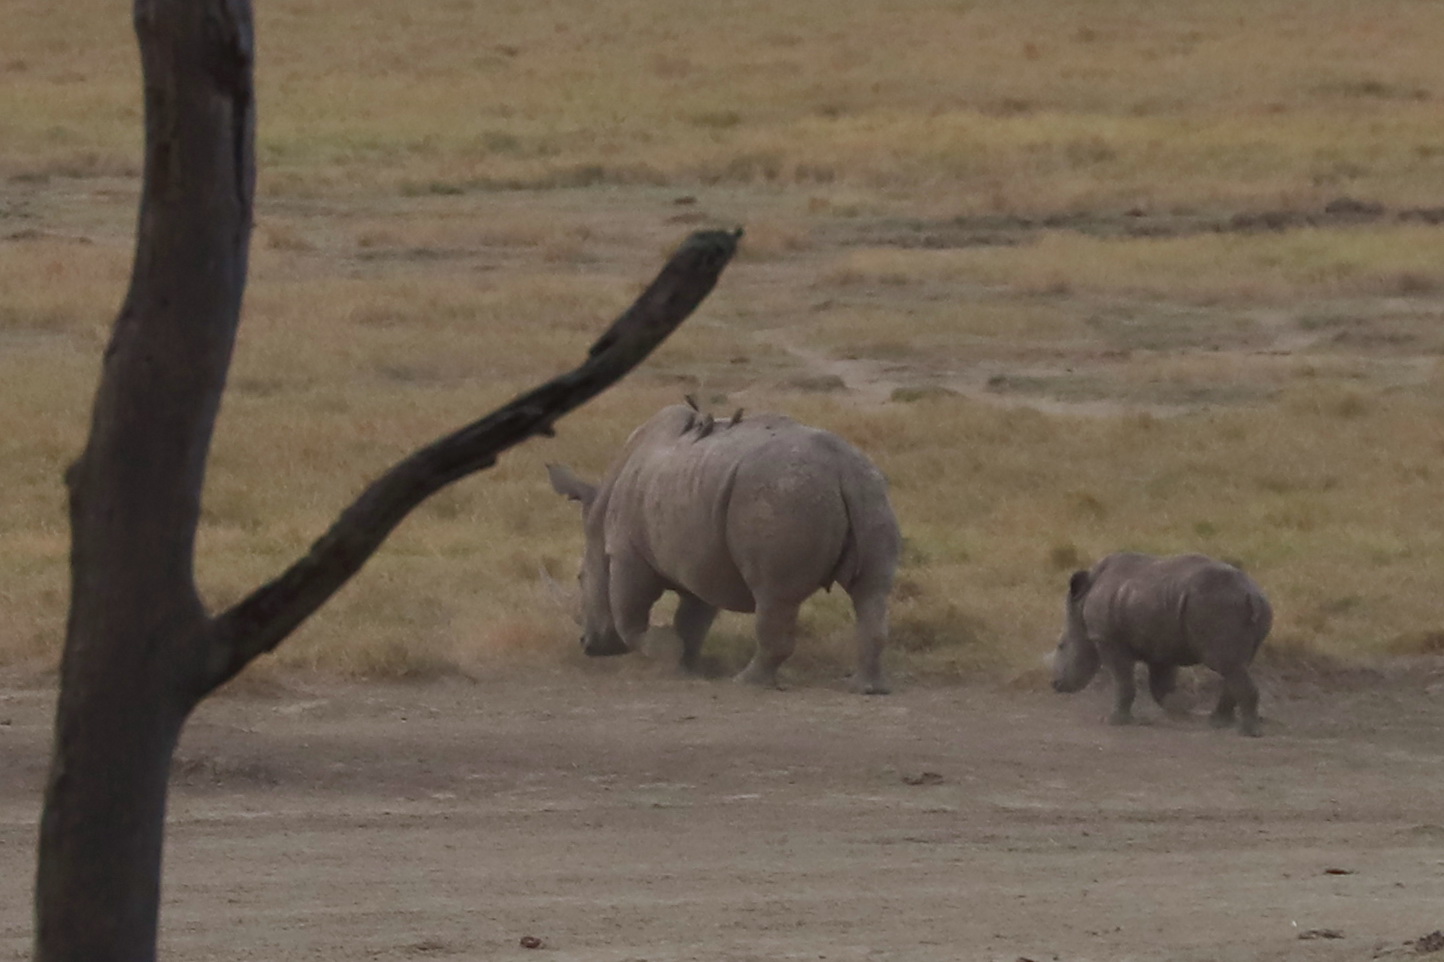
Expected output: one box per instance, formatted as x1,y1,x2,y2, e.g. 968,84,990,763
203,228,741,695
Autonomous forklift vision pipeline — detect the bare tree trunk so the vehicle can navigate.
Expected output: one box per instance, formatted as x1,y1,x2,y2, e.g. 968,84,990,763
36,1,255,956
33,1,738,959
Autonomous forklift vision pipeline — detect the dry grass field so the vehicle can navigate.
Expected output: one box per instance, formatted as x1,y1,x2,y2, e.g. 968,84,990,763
3,0,1444,686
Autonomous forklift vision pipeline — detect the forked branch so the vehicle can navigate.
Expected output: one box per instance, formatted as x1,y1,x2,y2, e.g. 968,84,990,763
203,227,741,695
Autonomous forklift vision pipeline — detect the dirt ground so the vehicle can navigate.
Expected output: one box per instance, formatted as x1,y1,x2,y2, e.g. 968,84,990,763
3,662,1442,962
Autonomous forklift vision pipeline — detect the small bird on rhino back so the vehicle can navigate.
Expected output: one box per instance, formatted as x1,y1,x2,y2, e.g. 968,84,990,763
1050,552,1274,736
546,402,901,694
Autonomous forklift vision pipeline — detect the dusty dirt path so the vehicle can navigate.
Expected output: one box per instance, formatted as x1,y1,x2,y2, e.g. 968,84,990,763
759,333,1191,417
752,296,1440,419
3,664,1442,961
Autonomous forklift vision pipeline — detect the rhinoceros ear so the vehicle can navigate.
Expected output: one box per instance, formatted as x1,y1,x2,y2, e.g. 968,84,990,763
546,463,598,506
1068,569,1093,600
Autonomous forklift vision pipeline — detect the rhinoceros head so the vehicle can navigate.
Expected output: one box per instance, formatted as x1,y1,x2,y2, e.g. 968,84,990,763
1051,568,1100,692
546,463,629,657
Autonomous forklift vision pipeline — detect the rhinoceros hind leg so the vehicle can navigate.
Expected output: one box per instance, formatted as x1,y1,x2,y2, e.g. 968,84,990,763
848,591,890,695
1210,685,1237,728
1218,667,1261,737
736,600,798,689
674,593,718,674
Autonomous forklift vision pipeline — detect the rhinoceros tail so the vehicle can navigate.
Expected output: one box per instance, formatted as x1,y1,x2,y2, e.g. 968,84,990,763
1245,589,1273,652
829,465,901,595
825,481,858,592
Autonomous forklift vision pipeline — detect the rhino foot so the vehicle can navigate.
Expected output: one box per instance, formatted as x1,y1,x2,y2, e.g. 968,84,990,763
734,662,783,689
1107,710,1134,726
850,673,891,696
1208,711,1236,729
1238,717,1263,738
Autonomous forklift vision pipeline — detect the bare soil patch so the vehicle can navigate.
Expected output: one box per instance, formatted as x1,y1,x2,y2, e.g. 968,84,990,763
4,665,1442,961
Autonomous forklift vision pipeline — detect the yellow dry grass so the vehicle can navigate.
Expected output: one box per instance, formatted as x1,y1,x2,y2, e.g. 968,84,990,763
4,0,1444,684
8,0,1444,210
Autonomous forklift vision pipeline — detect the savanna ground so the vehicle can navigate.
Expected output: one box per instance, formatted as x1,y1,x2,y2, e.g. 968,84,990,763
3,665,1444,961
3,0,1444,956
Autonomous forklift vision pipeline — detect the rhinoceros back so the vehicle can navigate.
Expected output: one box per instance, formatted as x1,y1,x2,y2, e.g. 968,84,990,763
1087,553,1270,668
599,407,898,613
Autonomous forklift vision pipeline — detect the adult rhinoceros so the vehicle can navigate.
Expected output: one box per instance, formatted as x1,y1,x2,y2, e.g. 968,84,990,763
547,403,900,693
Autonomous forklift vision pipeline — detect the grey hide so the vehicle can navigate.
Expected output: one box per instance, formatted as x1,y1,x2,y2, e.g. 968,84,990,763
1051,552,1273,736
548,404,901,693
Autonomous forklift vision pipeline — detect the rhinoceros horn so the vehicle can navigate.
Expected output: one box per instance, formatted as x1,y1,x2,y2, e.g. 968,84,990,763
538,564,582,626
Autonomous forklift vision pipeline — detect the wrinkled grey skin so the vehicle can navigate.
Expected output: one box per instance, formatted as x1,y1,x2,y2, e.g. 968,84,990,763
548,404,900,693
1052,552,1273,736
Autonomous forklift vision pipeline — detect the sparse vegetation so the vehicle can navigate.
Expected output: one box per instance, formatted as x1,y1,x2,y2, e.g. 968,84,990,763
5,0,1444,682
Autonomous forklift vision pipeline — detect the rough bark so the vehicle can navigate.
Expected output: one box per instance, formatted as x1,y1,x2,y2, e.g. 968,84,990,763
33,0,737,958
36,2,256,957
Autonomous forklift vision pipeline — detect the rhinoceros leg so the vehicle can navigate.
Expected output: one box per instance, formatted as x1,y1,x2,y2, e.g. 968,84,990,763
673,593,718,673
1210,685,1235,723
1103,649,1137,725
735,599,799,689
608,550,666,652
849,590,890,695
1217,667,1261,737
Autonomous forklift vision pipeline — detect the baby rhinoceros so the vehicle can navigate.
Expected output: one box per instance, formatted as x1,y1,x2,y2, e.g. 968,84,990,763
1051,552,1273,736
547,403,901,694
